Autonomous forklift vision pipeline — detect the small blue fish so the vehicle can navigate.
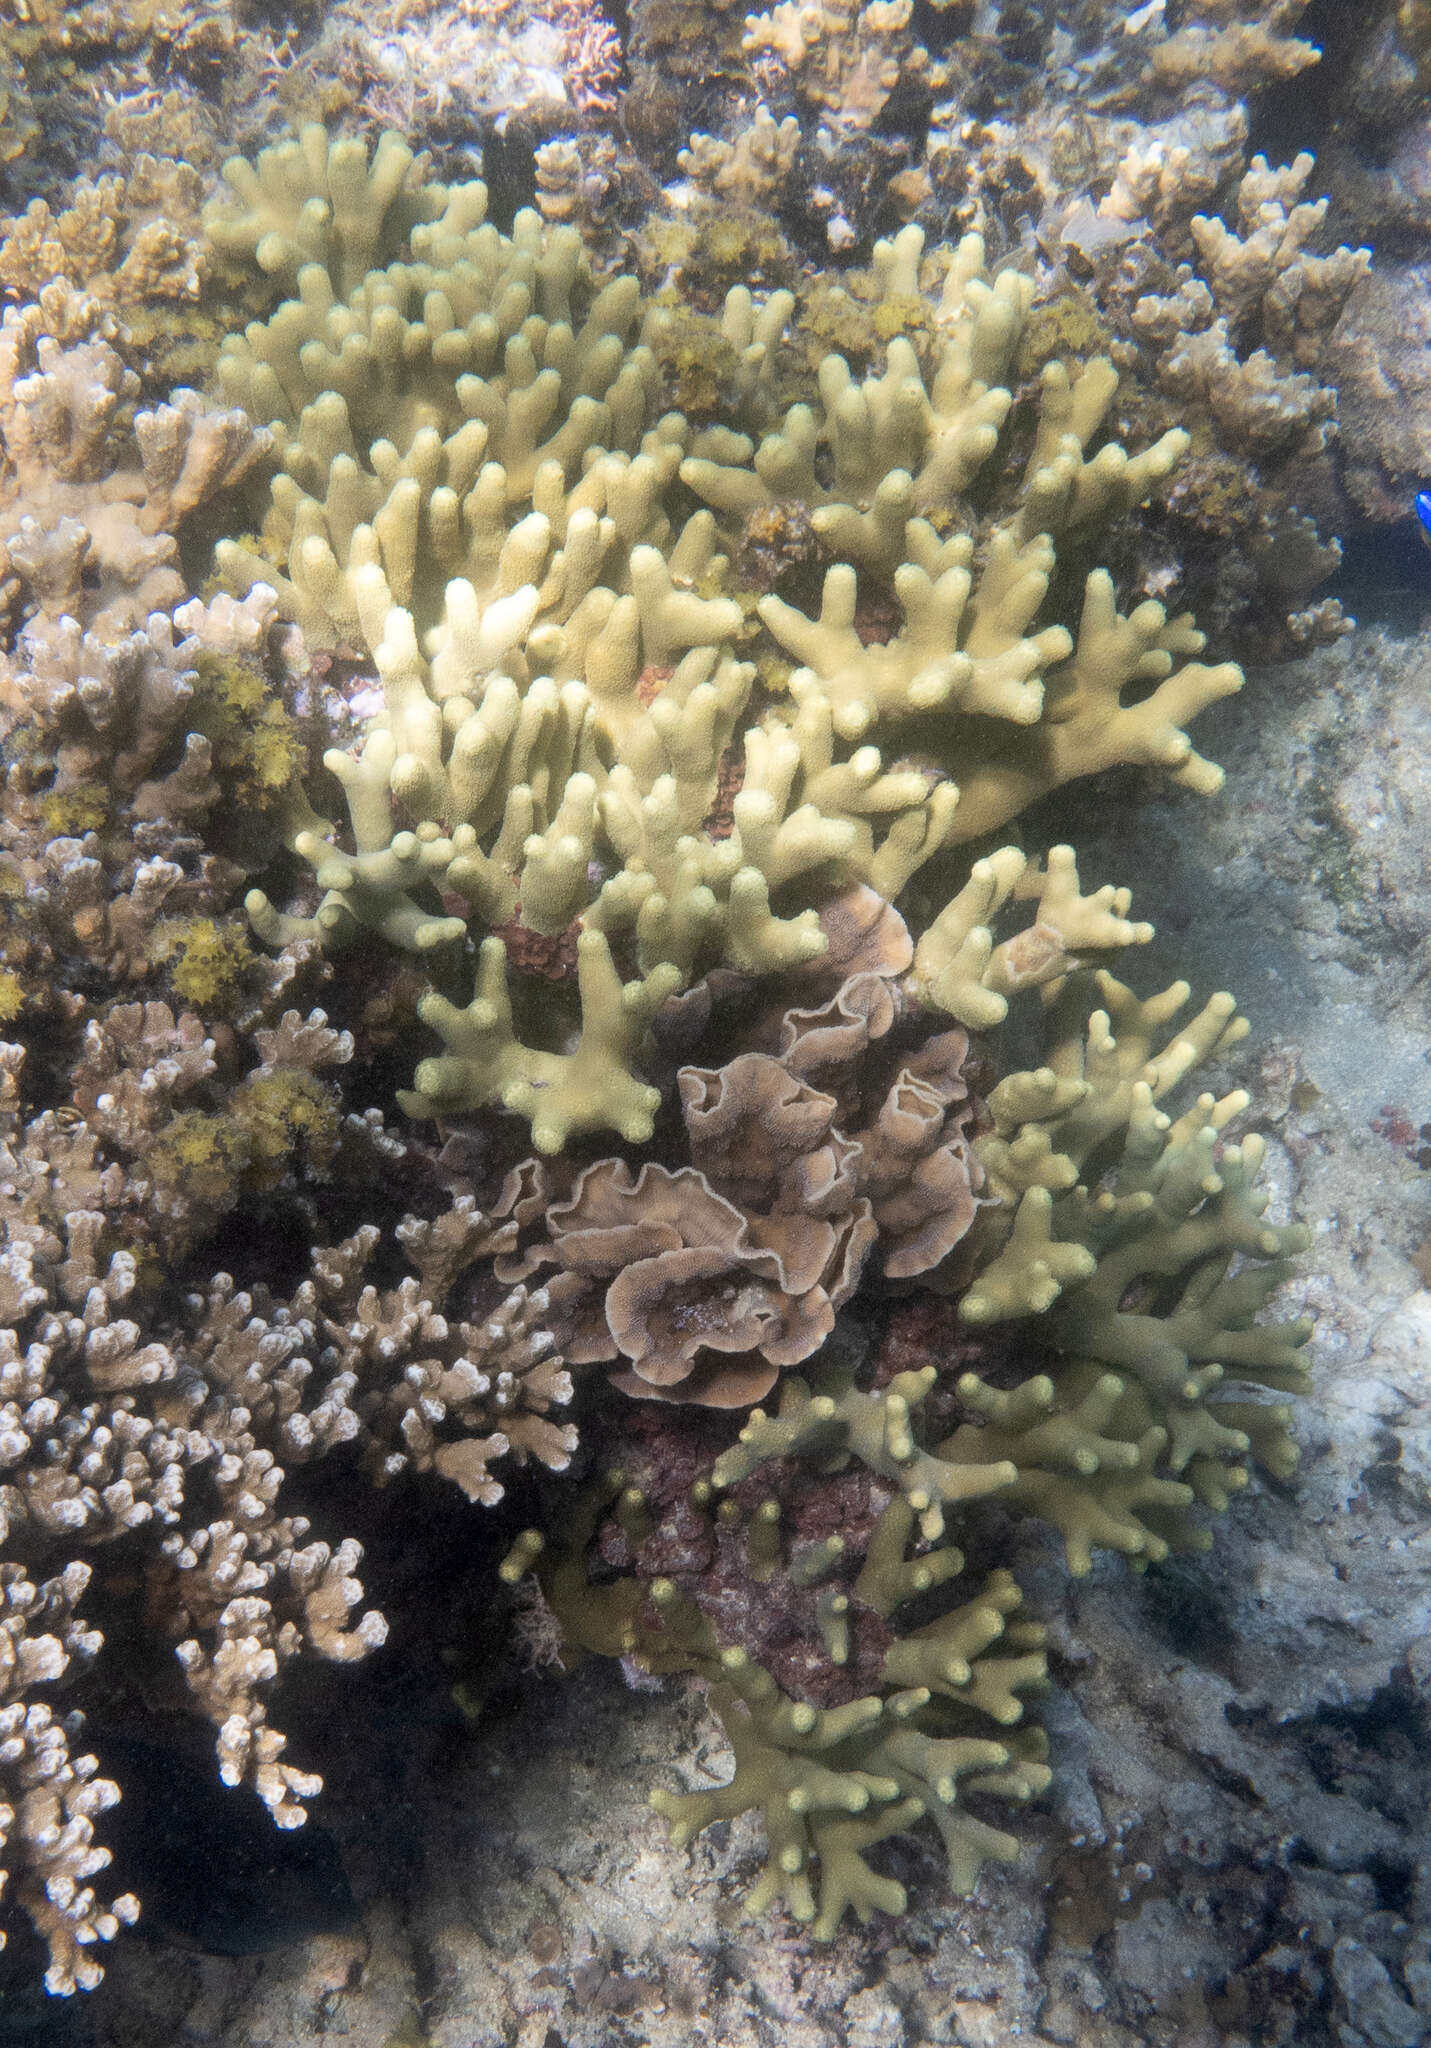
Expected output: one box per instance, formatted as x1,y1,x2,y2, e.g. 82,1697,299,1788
1416,489,1431,543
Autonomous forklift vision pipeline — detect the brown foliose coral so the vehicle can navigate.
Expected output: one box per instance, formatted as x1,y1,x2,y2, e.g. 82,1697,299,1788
493,892,982,1405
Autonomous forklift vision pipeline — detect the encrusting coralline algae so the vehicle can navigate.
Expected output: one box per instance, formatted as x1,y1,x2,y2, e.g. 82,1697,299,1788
0,3,1423,2037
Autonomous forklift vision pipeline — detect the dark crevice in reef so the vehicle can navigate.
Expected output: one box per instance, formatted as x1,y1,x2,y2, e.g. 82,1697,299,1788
1331,520,1431,636
476,123,540,229
1137,1556,1239,1679
1228,1676,1430,1837
1246,0,1341,161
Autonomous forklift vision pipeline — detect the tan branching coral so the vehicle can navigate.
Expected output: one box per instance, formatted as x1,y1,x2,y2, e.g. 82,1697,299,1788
677,105,801,207
0,291,273,755
1097,120,1246,236
0,158,208,314
99,86,219,171
0,581,302,1050
0,583,301,1073
0,1563,138,1994
0,281,294,1040
742,0,921,133
1187,154,1368,360
533,133,621,241
1132,154,1370,453
1147,0,1321,92
0,985,593,1981
0,1063,383,1918
301,1207,580,1503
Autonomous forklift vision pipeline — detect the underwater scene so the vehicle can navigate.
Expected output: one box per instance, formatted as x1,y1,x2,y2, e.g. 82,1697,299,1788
0,0,1428,2043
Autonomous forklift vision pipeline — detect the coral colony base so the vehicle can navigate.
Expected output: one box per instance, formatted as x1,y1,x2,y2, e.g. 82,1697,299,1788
0,123,1317,1996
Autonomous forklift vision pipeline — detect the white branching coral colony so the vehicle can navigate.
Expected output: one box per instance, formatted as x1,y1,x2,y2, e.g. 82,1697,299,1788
210,129,1242,1154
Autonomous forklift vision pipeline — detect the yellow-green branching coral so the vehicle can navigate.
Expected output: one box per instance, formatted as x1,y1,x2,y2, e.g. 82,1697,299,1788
397,930,679,1153
957,971,1311,1519
216,143,1237,1146
203,123,471,301
497,959,1311,1932
503,1421,1051,1941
